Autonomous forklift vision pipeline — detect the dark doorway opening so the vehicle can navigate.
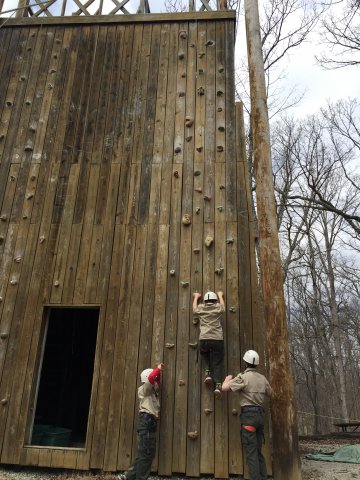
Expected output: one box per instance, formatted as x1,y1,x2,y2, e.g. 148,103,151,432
30,307,99,448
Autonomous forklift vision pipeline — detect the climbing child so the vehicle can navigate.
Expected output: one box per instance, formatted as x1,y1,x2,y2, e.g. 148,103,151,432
118,363,164,480
193,290,225,397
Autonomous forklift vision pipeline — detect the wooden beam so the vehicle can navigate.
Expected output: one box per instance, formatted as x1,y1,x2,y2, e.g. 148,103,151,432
0,10,236,27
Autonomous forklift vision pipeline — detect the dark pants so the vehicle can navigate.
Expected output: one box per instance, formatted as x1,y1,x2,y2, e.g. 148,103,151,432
125,412,157,480
240,409,267,480
199,339,224,384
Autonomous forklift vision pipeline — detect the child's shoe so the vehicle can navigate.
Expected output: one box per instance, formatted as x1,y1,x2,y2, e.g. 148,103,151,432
214,384,222,398
203,370,213,385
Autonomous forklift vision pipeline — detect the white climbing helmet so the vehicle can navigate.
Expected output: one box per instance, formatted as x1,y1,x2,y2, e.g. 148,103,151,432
140,368,153,383
204,291,218,302
243,350,260,366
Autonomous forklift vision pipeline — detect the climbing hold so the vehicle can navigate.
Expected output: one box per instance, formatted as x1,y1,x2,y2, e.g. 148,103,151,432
174,146,181,154
195,187,202,193
218,126,225,132
0,332,7,339
190,43,195,48
188,342,198,349
53,53,58,58
39,235,46,243
215,267,224,275
180,281,189,288
204,408,213,415
0,214,7,221
179,31,187,39
232,408,238,415
217,107,223,112
182,214,191,225
14,255,22,263
194,268,199,273
205,235,213,248
194,170,201,176
49,68,57,74
25,141,34,152
178,91,185,97
187,431,199,439
218,66,224,73
10,175,16,181
6,101,12,107
229,306,236,313
54,280,60,287
217,146,224,152
29,124,37,132
56,38,61,44
0,237,4,245
25,100,31,106
22,214,28,219
219,184,225,190
27,193,34,200
174,170,179,178
205,40,215,47
179,380,186,386
185,136,192,142
197,87,205,96
20,75,27,81
0,134,5,141
199,52,205,58
198,68,204,75
48,83,53,90
193,248,200,254
185,117,193,128
178,53,185,60
196,146,203,152
30,175,36,181
165,343,175,349
10,279,18,286
195,207,200,214
170,269,175,276
0,297,3,303
203,195,211,201
1,398,8,405
181,72,186,78
217,90,224,96
217,205,223,212
226,238,234,244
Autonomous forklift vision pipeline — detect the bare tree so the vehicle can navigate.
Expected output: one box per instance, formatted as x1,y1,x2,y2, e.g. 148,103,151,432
317,0,360,69
236,0,324,117
273,110,360,433
273,110,360,239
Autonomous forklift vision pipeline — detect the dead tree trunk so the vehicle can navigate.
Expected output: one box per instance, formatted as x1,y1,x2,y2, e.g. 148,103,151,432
244,0,302,478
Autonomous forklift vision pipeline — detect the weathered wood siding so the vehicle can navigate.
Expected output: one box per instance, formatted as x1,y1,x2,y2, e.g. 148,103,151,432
0,14,269,477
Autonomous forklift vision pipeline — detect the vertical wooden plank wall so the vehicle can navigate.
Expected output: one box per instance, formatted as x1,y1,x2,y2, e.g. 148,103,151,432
0,15,267,477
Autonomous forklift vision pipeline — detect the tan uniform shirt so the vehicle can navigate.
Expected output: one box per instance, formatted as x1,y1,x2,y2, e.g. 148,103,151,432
193,303,225,340
138,382,160,418
229,368,272,407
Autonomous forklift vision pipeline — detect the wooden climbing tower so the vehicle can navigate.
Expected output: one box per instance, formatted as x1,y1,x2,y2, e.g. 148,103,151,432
0,0,271,476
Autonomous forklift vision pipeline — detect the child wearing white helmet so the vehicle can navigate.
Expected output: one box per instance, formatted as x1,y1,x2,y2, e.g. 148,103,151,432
222,350,272,480
118,363,164,480
193,290,225,397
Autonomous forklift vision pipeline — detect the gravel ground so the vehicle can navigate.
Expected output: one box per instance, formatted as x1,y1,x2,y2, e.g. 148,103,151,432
0,439,359,480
